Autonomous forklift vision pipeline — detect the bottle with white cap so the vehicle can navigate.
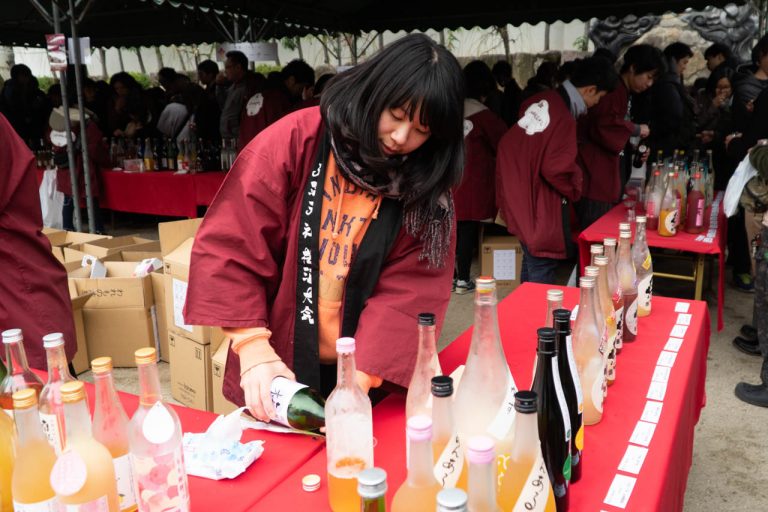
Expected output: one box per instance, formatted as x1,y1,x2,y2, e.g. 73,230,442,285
465,436,498,512
392,415,441,511
545,289,563,328
0,329,44,416
436,488,468,512
357,467,387,512
325,337,373,512
38,333,75,454
589,244,604,266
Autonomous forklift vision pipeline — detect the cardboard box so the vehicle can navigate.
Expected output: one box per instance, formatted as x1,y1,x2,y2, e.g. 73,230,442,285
159,219,203,257
150,270,170,362
46,231,111,263
169,332,212,411
80,236,157,258
480,235,523,289
83,307,155,367
69,262,154,309
63,247,122,264
121,250,162,262
211,339,237,415
67,281,93,375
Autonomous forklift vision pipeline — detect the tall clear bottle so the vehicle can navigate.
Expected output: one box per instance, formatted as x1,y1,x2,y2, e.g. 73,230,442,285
685,172,706,234
632,216,654,317
392,416,442,512
658,172,680,237
357,468,387,512
466,436,499,512
39,333,75,455
617,230,639,342
545,290,563,328
644,166,663,231
50,381,119,511
594,257,617,386
0,399,14,512
572,277,604,426
0,329,44,416
453,277,516,492
128,348,190,512
584,266,610,401
531,328,571,511
92,357,138,512
406,313,441,420
11,388,58,510
603,238,624,355
553,310,583,484
706,149,715,207
326,337,374,512
431,376,455,464
498,391,557,512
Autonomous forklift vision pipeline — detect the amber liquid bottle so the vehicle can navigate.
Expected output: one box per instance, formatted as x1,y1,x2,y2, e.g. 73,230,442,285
617,230,639,342
0,329,44,416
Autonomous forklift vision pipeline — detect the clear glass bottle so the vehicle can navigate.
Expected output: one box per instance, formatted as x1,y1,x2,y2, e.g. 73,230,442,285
431,376,455,464
572,277,604,425
437,488,469,512
531,328,571,511
0,398,14,512
659,172,680,237
498,391,557,512
0,328,44,416
706,149,715,208
392,416,442,512
553,310,584,484
594,256,618,387
617,230,639,342
11,388,58,510
50,381,120,511
673,168,687,227
545,290,563,328
632,216,654,318
584,266,610,401
357,467,387,512
466,436,498,512
92,357,138,512
603,238,625,355
39,333,75,455
326,338,374,512
644,166,663,231
406,313,441,420
128,348,190,512
685,172,706,234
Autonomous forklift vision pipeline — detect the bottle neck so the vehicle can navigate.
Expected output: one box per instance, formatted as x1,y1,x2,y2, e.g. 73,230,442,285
94,371,127,420
431,395,454,440
14,406,46,445
635,223,646,244
138,362,163,406
45,345,73,384
511,411,539,459
618,238,632,262
467,459,496,510
578,286,596,317
4,341,30,374
416,325,438,369
545,299,562,327
470,290,504,359
63,398,93,442
336,351,358,389
407,437,435,486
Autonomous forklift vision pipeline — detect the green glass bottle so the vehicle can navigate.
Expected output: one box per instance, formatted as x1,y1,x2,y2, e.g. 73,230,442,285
269,377,325,431
358,467,387,512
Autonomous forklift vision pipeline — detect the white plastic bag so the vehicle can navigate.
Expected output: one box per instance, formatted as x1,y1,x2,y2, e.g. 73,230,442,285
38,169,64,229
724,156,757,217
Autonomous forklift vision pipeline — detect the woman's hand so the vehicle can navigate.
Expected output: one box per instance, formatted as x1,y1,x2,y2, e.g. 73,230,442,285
241,360,296,422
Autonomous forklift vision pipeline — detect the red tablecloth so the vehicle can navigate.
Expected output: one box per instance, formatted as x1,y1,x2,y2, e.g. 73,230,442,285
578,192,726,331
253,283,710,511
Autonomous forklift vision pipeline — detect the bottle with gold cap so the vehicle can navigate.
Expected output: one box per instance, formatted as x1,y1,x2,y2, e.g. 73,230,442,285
11,388,58,510
128,348,190,512
92,357,137,511
0,328,44,416
0,396,14,512
545,289,563,328
39,333,75,455
50,381,120,511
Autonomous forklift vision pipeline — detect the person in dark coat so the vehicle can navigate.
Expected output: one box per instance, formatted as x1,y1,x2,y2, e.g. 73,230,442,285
0,113,76,370
731,35,768,133
0,64,51,146
491,60,523,126
496,57,618,284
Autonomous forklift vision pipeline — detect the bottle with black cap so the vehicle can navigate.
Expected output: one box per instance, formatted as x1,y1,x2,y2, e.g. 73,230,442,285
532,328,571,511
406,313,441,420
553,309,583,484
357,467,387,512
498,391,557,511
431,376,454,463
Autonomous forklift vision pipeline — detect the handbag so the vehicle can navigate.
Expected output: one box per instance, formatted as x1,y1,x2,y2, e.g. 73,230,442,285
724,155,757,217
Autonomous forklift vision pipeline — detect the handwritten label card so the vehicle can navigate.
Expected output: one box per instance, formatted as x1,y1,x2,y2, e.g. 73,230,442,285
618,445,649,475
670,324,688,338
629,421,657,447
664,338,684,353
641,401,663,424
676,313,692,326
570,305,579,321
652,365,671,384
604,474,637,509
172,278,194,333
493,249,517,280
674,302,690,313
657,351,678,367
647,381,668,402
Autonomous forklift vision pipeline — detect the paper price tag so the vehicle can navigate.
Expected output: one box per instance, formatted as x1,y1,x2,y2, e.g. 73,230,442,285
433,434,464,488
641,401,663,424
172,278,194,333
604,474,637,509
570,305,579,321
618,444,648,475
670,324,688,338
647,381,668,402
664,338,684,353
629,421,657,447
657,351,678,367
676,313,692,326
651,365,671,383
674,302,690,313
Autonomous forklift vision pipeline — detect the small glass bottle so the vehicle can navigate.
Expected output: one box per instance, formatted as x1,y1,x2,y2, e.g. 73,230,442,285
406,313,441,420
602,238,624,355
644,166,663,231
92,357,138,512
466,436,499,512
545,289,563,328
572,277,605,426
11,388,58,510
357,467,387,512
685,172,706,234
0,328,44,416
39,333,75,455
431,376,455,464
659,172,679,237
437,488,469,512
617,230,639,342
326,338,374,512
128,348,190,512
50,381,120,511
632,216,654,318
392,416,442,512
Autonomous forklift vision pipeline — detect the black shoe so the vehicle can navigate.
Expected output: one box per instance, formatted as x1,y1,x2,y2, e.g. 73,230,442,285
733,336,761,356
735,382,768,407
741,324,757,341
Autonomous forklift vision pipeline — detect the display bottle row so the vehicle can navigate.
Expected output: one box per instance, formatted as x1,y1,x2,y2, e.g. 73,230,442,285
108,136,238,172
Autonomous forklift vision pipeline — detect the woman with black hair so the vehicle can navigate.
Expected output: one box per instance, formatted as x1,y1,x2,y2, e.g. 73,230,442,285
184,34,465,420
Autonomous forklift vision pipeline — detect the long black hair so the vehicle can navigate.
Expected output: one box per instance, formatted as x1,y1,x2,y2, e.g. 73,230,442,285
320,34,465,214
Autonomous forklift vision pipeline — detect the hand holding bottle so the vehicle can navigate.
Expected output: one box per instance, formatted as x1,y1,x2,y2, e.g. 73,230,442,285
240,360,296,421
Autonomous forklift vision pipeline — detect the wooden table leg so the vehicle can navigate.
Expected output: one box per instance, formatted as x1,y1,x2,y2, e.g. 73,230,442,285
694,254,706,300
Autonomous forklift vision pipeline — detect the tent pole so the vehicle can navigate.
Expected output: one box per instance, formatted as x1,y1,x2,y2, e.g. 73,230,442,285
67,0,96,233
53,1,82,232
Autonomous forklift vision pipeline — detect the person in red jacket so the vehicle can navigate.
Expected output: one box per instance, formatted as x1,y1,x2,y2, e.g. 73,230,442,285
184,34,465,421
453,61,507,293
496,57,618,284
576,45,663,230
0,113,76,370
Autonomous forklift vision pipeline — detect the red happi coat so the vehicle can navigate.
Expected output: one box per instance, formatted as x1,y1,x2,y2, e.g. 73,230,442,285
495,89,583,259
53,120,110,198
184,107,454,405
454,99,508,221
0,114,76,369
237,88,293,151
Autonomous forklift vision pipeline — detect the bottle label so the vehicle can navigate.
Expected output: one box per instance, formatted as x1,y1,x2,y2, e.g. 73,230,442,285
50,450,87,497
574,424,585,451
12,498,58,512
563,453,572,482
662,209,678,235
642,253,652,270
270,377,308,428
60,496,109,512
614,306,624,349
39,412,63,455
433,433,465,488
608,351,617,381
486,369,518,441
551,356,572,448
114,454,137,510
625,299,639,335
696,198,705,225
131,447,190,512
565,335,584,412
512,452,554,512
638,275,653,312
592,370,604,414
142,402,175,445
